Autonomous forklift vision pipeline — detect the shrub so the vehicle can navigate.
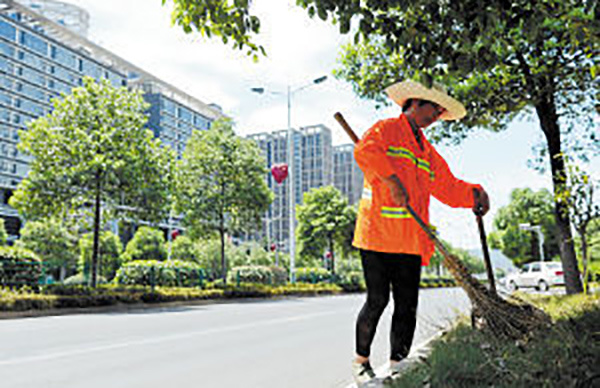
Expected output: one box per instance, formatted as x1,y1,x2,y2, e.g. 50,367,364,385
168,235,198,262
122,226,167,262
0,287,55,311
114,260,205,288
337,271,365,292
270,265,288,285
0,246,42,288
295,267,331,283
14,219,77,279
227,265,276,285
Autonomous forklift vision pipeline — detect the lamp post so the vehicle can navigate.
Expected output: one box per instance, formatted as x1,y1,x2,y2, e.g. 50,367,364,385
251,75,327,283
519,223,545,262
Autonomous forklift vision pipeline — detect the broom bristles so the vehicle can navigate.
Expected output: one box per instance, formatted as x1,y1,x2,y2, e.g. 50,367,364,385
442,253,551,340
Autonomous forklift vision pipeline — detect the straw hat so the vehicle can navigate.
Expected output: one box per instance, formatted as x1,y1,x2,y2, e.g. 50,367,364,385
385,79,466,121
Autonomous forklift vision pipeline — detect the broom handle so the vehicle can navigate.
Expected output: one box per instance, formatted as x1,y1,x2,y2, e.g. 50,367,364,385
474,189,496,294
333,112,452,259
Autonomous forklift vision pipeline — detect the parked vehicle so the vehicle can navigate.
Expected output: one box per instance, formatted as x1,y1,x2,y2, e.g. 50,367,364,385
505,261,564,292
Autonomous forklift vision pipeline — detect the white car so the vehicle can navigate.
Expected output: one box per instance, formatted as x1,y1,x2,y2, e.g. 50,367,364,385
505,261,565,292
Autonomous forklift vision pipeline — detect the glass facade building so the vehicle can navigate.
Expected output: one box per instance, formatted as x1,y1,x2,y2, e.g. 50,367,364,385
247,125,338,252
0,1,223,238
333,143,364,205
247,128,302,252
144,90,213,158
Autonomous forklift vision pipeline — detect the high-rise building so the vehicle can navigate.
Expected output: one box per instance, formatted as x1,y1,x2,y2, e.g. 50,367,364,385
0,0,223,238
247,128,303,252
139,81,218,158
301,124,332,192
333,143,363,205
247,124,334,252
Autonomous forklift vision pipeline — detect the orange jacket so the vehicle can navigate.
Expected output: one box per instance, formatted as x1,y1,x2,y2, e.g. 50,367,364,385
353,114,482,266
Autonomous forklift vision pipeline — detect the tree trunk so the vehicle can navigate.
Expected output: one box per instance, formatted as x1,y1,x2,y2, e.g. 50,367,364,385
329,235,335,276
581,230,588,294
220,227,226,285
91,171,102,288
535,92,583,294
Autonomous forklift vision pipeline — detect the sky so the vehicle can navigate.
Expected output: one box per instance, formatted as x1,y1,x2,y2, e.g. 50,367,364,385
58,0,599,250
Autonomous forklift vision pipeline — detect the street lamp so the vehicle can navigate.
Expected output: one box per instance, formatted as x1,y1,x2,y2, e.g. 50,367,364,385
519,223,545,262
252,75,328,283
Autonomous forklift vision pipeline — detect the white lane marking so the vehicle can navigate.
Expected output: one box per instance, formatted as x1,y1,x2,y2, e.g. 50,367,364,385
0,310,339,366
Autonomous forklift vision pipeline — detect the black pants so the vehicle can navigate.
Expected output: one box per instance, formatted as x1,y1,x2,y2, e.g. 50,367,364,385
356,249,422,362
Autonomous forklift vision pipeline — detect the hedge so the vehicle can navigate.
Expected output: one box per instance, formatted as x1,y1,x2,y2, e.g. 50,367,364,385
114,260,205,288
0,282,342,311
0,246,42,288
295,267,331,283
227,265,288,286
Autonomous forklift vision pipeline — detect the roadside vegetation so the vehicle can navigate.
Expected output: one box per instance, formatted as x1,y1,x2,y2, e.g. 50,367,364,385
391,293,600,387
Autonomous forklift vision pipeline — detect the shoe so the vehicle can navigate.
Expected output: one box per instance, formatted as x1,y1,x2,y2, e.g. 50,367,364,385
352,360,376,386
382,360,408,384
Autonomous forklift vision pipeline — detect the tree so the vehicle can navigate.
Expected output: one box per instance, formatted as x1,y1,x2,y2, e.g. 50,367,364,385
122,226,167,262
296,186,355,275
489,188,560,267
175,118,273,283
0,218,7,246
165,1,599,294
15,219,77,280
555,160,600,293
165,0,264,60
79,231,123,281
10,77,174,287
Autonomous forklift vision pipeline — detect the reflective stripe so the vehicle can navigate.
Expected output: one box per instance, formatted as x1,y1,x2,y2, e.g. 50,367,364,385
387,146,416,163
417,159,430,173
362,188,372,200
381,206,411,219
388,145,435,182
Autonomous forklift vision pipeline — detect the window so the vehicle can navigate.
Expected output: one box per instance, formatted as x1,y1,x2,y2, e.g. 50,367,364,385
162,98,176,115
20,67,45,87
0,91,11,105
0,20,16,41
177,106,192,123
0,41,15,57
20,83,45,100
20,31,48,55
50,45,77,68
81,59,102,79
531,263,541,272
21,100,45,116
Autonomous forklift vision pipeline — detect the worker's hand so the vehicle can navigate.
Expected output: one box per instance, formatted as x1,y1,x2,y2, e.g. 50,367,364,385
473,187,490,216
382,174,409,207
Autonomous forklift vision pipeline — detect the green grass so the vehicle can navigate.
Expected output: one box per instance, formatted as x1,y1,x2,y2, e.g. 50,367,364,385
392,294,600,387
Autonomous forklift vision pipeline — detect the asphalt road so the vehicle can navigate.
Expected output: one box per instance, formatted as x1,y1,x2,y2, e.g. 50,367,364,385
0,288,470,388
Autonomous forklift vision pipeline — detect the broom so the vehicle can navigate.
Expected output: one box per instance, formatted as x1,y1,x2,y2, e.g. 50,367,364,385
334,112,551,340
